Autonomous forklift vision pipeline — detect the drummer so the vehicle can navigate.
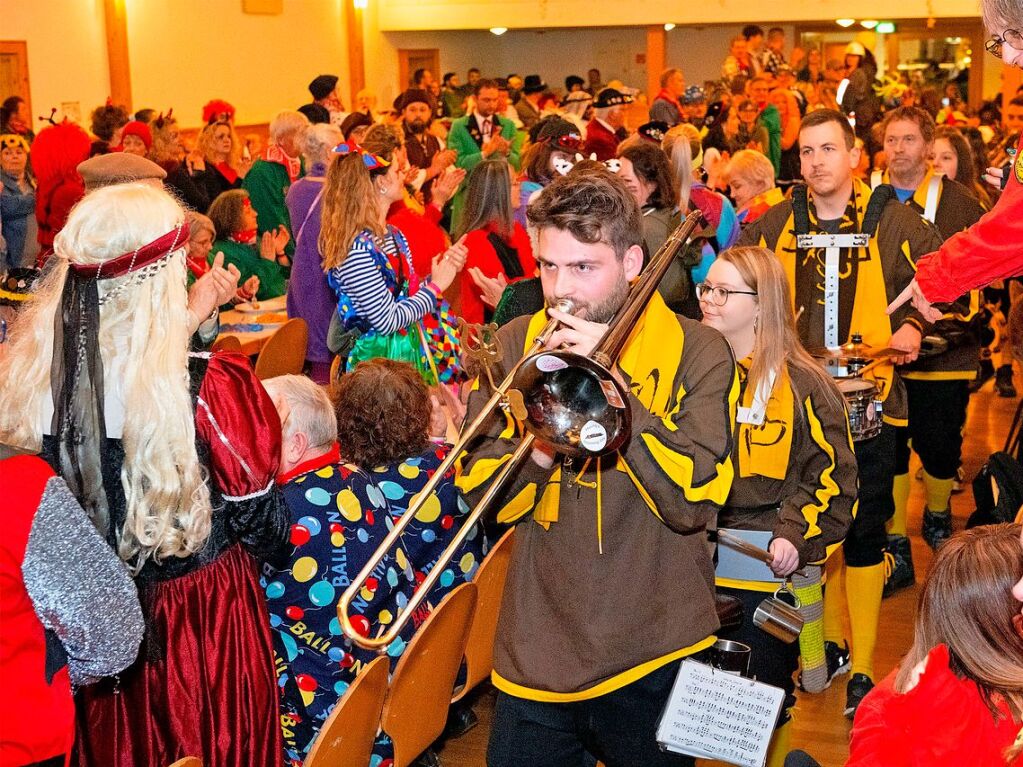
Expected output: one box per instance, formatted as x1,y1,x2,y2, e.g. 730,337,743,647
700,246,857,766
738,109,943,718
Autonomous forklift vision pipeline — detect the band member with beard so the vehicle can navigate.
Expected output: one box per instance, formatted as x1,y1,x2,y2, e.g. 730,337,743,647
740,108,943,719
459,167,738,767
397,89,455,204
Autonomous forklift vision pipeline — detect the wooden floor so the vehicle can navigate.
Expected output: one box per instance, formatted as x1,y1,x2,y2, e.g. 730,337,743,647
435,379,1019,767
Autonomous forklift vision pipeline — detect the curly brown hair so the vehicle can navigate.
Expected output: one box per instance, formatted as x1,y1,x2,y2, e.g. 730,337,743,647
331,359,430,467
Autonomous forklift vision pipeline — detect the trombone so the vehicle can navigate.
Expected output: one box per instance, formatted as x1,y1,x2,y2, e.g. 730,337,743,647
337,210,705,651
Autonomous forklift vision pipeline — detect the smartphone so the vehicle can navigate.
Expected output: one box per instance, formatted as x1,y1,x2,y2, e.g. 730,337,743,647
941,97,950,107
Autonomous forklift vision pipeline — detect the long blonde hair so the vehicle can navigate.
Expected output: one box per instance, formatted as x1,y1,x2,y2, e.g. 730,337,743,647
662,124,697,213
198,120,240,168
717,246,843,410
318,149,392,271
0,184,212,568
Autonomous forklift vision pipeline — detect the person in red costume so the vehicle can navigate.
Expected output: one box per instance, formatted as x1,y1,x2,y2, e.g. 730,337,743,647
889,0,1023,321
31,120,91,264
846,523,1023,767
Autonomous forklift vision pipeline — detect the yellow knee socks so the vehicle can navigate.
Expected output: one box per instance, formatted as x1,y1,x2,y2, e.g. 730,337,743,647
846,563,885,680
889,472,910,537
923,470,954,514
822,553,846,645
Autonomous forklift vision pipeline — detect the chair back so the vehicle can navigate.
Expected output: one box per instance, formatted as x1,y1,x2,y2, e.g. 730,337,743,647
254,318,308,380
167,759,202,767
303,654,390,767
210,334,242,353
329,354,342,385
382,582,478,767
452,528,515,703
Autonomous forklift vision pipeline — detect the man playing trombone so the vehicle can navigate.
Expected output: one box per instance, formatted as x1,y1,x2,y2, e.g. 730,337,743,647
458,167,739,767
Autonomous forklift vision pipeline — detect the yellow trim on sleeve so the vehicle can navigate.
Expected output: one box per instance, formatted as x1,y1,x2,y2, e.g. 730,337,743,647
800,396,840,540
881,414,908,427
491,635,717,703
639,432,735,506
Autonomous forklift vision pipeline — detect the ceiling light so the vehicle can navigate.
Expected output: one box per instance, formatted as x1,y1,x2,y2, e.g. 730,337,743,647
836,18,856,28
353,0,367,7
876,21,896,33
860,20,878,29
664,23,676,31
490,26,507,35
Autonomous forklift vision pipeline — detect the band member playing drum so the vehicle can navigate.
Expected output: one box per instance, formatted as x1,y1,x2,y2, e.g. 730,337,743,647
459,167,739,767
699,246,857,765
739,109,943,717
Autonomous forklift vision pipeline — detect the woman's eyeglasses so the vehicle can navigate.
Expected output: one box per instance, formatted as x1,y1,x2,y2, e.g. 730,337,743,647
695,283,758,306
986,28,1023,58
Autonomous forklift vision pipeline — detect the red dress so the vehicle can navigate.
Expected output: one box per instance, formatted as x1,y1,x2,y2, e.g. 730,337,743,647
459,222,536,325
387,199,448,279
584,119,621,162
54,352,289,767
915,133,1023,302
847,644,1022,767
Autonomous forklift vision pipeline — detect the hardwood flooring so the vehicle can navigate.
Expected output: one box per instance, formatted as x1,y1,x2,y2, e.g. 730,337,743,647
434,381,1019,767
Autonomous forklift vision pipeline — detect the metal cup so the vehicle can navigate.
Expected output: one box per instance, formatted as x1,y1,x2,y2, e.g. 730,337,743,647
753,585,804,644
705,638,752,677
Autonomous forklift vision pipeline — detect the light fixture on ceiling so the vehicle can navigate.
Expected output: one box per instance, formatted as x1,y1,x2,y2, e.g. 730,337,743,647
876,21,896,34
664,23,676,31
860,20,878,29
490,26,508,35
836,18,856,28
353,0,368,8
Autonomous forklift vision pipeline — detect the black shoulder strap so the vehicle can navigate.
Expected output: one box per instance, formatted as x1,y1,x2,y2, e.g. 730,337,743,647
862,184,896,238
791,184,810,236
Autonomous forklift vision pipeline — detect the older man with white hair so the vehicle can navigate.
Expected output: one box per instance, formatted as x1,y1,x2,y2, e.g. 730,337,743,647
243,110,310,259
260,374,417,765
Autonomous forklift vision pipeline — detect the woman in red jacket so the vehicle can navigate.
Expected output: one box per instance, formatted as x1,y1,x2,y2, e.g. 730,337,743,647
31,121,90,264
457,157,536,324
846,523,1023,767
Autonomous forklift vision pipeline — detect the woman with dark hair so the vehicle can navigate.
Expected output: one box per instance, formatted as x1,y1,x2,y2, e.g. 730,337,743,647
616,141,679,259
88,102,129,157
847,523,1023,766
458,158,535,324
517,118,584,225
319,138,467,383
0,96,34,143
932,126,993,208
207,189,288,300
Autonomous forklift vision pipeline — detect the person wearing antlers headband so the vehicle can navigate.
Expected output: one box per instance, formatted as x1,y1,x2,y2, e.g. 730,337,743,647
700,245,856,767
739,108,943,718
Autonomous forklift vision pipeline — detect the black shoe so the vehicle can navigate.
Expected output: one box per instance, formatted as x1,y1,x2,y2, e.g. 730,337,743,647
922,508,953,550
969,358,995,392
996,364,1017,398
845,673,874,719
825,640,851,684
882,534,915,598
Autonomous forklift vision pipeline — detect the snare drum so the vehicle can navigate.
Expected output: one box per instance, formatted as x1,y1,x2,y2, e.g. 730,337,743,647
837,378,882,441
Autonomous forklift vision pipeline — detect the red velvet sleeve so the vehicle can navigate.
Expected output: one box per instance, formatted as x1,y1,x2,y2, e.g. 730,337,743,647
916,134,1023,302
194,351,282,499
47,180,86,235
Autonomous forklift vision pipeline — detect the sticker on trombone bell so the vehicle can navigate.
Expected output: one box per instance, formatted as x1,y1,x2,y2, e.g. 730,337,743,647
580,420,608,452
599,379,626,409
536,354,569,372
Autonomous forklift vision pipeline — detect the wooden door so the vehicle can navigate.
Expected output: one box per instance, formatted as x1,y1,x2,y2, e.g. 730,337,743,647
0,41,31,118
398,49,440,91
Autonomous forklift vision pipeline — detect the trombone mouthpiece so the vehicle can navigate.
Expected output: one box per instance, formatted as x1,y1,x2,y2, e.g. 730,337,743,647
554,298,575,314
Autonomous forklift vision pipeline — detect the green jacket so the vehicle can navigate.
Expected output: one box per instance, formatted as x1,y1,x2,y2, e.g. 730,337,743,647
446,113,521,232
210,238,288,301
756,105,782,176
242,159,297,256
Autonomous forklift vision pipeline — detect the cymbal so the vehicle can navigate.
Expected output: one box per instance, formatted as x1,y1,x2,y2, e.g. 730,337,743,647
808,345,904,360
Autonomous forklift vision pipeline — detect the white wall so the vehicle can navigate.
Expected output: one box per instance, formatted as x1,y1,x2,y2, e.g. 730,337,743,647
0,0,111,127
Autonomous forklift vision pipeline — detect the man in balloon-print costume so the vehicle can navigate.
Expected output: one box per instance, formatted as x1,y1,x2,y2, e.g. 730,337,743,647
260,375,485,767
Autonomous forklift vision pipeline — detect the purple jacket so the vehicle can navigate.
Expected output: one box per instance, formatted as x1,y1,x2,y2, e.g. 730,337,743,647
285,164,333,364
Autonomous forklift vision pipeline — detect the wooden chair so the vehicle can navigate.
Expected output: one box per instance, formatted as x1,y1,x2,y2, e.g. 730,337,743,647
303,654,390,767
167,758,202,767
381,582,479,767
210,335,242,353
328,354,342,385
452,528,515,704
254,318,308,380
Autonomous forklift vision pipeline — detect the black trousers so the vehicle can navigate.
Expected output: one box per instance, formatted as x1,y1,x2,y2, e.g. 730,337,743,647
487,661,695,767
718,586,799,727
895,378,970,481
846,422,897,567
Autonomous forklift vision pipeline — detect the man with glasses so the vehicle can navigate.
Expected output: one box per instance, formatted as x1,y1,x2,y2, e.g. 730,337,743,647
889,4,1023,319
740,109,942,719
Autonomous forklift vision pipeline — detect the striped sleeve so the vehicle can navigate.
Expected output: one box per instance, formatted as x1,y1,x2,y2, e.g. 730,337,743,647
335,241,438,334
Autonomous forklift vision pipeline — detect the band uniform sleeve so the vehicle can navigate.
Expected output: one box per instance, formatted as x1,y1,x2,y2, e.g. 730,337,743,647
455,318,558,525
24,472,144,686
195,351,290,564
916,137,1023,303
618,325,739,533
773,384,858,565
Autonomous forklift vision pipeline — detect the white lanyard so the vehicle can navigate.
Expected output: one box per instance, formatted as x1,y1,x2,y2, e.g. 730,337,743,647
922,175,941,223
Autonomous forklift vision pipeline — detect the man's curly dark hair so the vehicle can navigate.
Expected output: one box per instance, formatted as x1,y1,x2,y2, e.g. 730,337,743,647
331,359,430,468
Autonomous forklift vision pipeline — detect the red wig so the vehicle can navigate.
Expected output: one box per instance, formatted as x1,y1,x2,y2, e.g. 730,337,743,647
202,99,236,125
29,122,91,187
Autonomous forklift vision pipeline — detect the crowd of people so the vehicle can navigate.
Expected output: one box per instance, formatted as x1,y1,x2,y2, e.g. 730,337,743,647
2,7,1023,767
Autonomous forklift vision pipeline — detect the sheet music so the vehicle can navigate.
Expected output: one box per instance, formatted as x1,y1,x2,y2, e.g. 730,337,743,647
656,659,785,767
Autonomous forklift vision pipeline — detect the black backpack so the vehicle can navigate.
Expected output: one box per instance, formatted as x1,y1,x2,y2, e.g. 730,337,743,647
968,398,1023,528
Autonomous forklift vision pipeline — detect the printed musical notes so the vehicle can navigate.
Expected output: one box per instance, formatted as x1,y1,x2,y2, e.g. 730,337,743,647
655,660,785,767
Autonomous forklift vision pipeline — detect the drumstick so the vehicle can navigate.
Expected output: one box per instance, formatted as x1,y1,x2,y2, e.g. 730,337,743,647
718,530,808,578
